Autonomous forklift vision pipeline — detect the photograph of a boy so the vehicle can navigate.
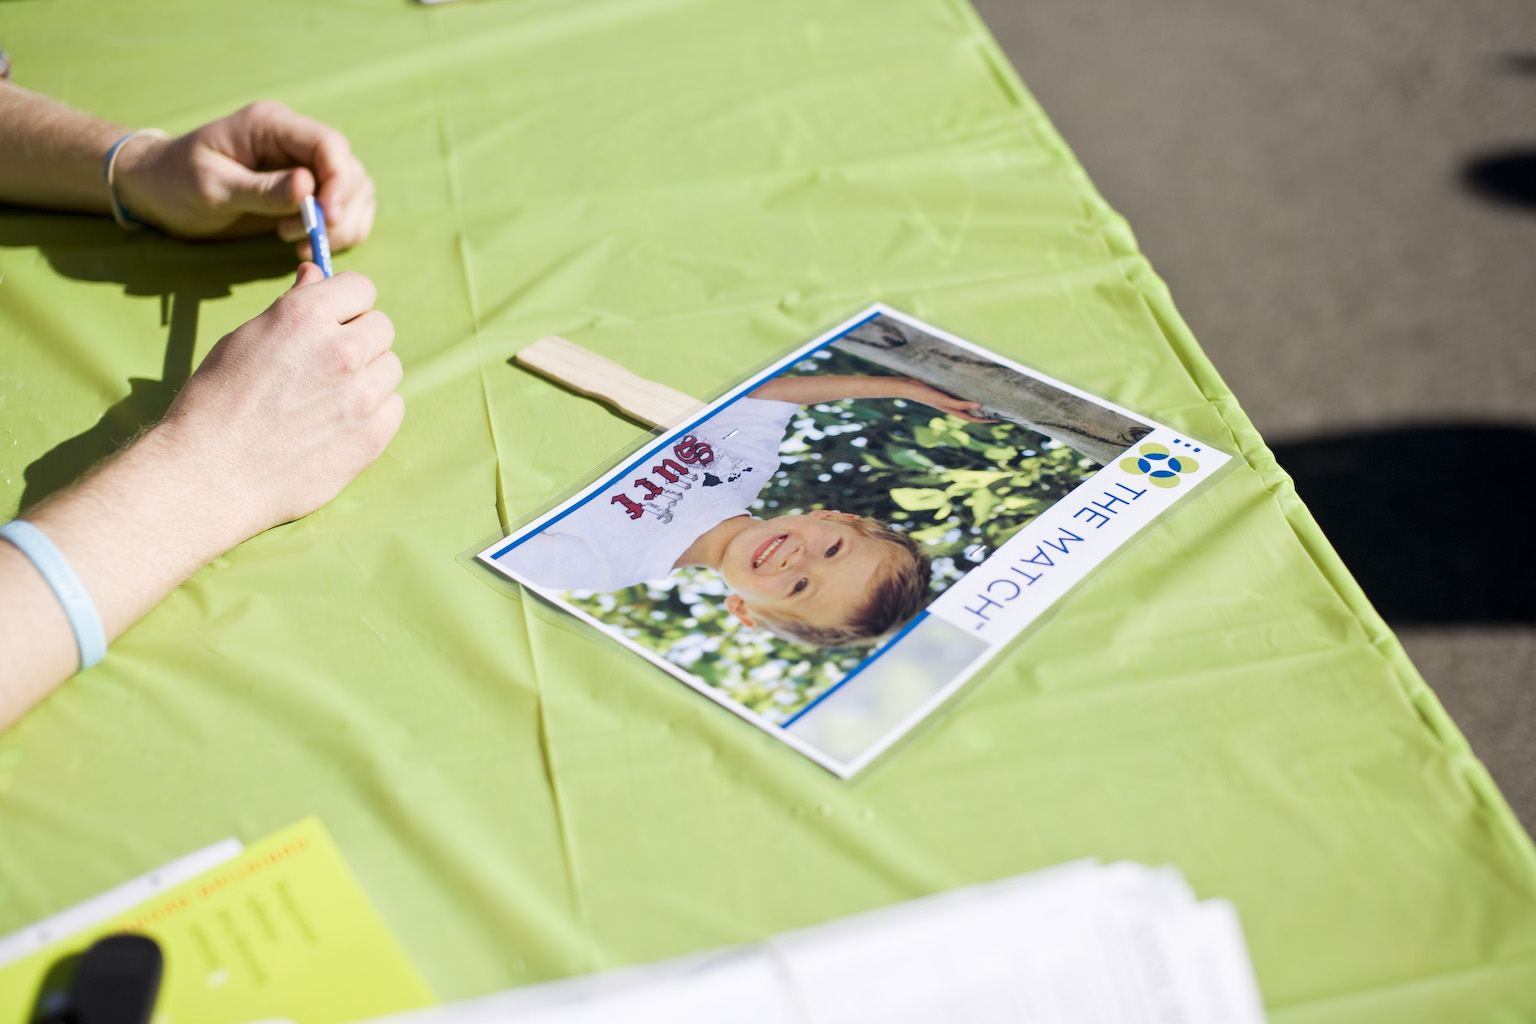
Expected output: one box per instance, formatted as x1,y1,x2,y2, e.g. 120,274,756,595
495,374,994,648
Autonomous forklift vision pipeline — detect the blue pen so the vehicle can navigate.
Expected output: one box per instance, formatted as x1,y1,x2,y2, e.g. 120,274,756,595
300,194,334,278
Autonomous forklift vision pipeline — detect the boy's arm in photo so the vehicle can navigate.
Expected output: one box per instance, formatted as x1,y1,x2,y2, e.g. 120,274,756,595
748,375,996,422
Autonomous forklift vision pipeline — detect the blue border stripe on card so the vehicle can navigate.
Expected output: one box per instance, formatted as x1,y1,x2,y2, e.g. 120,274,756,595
489,310,883,560
779,610,931,729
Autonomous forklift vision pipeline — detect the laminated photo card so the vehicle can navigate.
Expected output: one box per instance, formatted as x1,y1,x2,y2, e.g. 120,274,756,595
476,306,1232,777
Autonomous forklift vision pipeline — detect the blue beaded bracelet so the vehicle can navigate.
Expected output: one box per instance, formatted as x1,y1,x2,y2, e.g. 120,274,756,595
0,520,107,672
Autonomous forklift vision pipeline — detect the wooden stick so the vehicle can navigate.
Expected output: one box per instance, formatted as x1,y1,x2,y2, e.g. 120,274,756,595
514,336,706,430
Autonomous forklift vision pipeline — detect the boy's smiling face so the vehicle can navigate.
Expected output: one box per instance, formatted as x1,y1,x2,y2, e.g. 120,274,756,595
720,510,894,630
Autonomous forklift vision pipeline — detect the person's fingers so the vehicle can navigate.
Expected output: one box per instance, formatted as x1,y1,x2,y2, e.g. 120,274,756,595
281,174,372,256
942,401,989,421
241,101,350,180
253,104,368,226
220,161,313,218
363,348,404,399
282,270,378,325
232,99,368,225
325,176,376,251
935,399,997,423
366,391,406,456
313,145,368,225
288,261,325,292
347,310,396,366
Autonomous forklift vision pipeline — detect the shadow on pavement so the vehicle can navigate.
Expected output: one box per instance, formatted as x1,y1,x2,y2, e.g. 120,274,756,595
1273,425,1536,624
1462,150,1536,210
1459,55,1536,210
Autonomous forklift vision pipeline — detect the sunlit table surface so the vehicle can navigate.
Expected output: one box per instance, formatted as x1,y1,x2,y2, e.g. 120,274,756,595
2,2,1535,1021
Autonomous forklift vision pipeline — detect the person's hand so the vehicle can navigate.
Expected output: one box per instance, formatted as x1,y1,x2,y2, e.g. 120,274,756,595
899,379,997,422
111,101,375,256
0,265,400,720
153,264,403,539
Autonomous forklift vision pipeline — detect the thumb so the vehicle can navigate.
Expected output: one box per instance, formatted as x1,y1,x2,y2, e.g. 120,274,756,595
287,261,325,292
222,163,314,217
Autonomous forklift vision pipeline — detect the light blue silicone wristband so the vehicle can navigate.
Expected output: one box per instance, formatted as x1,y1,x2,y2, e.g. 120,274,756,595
0,520,107,671
102,133,147,227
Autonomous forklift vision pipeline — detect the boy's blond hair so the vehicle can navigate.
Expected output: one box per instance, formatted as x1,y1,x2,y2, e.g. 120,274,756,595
755,517,931,648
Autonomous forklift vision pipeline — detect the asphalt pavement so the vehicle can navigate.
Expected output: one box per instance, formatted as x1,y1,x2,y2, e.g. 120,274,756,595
974,0,1536,833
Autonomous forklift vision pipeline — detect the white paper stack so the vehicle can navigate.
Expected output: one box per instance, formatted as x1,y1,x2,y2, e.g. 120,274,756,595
372,860,1267,1024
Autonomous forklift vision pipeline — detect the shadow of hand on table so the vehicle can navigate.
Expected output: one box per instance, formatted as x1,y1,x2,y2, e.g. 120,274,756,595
0,208,293,513
1273,424,1536,625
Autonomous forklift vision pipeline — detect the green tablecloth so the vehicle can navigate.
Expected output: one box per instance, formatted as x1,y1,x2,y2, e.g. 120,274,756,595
2,2,1534,1020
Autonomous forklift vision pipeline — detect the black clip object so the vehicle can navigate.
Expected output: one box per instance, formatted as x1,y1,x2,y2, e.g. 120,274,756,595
32,934,163,1024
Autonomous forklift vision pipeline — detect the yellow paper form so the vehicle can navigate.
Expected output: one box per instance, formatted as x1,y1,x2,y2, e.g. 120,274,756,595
0,818,435,1024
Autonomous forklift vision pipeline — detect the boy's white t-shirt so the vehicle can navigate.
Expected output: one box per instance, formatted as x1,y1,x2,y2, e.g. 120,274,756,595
496,397,801,593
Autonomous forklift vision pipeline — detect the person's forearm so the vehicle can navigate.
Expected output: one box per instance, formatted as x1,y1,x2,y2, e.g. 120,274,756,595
0,265,402,733
0,90,377,249
0,425,256,730
749,374,919,406
0,81,130,213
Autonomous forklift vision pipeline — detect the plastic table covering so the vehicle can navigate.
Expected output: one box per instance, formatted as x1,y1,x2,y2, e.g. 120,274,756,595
2,2,1535,1021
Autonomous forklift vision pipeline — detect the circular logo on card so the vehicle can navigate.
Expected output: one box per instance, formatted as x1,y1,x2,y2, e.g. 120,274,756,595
1119,443,1198,488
